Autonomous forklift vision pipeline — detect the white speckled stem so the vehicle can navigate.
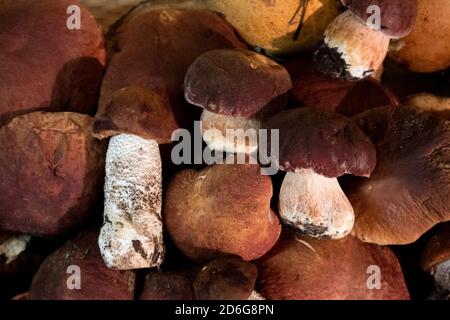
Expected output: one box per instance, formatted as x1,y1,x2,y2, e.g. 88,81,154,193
433,260,450,293
0,234,31,264
99,133,165,270
248,290,266,300
279,169,354,239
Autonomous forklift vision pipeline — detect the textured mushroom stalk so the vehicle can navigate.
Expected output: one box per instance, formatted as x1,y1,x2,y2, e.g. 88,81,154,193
314,11,390,80
279,170,354,239
201,109,261,154
432,260,450,294
99,133,164,270
0,235,31,265
248,291,266,300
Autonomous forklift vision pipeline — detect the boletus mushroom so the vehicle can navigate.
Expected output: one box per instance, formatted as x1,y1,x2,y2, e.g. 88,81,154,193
164,164,281,262
184,48,292,154
0,112,105,236
0,0,105,124
29,229,135,300
264,107,376,239
255,232,410,300
345,106,450,245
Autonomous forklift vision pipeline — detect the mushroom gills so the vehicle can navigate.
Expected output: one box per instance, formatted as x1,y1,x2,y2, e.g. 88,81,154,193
279,169,354,239
99,133,165,270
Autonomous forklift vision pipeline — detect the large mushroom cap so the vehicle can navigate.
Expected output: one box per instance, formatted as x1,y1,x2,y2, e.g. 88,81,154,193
29,229,135,300
0,0,105,123
99,7,246,127
346,106,450,245
185,49,292,117
164,164,281,262
193,256,258,300
264,107,376,178
0,112,105,236
255,232,410,300
341,0,418,39
93,87,178,143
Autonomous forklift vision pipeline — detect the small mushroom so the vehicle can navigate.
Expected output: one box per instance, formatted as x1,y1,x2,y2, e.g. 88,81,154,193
346,106,450,245
184,48,292,154
163,164,281,262
0,112,105,236
93,87,178,270
0,0,105,124
255,232,410,300
314,10,390,80
265,107,376,239
341,0,418,39
406,94,450,120
421,223,450,299
29,229,135,300
140,269,196,300
193,256,258,300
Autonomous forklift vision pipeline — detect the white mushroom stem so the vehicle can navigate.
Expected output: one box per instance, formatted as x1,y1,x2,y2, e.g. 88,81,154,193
0,234,31,264
99,133,165,270
201,109,261,155
248,290,266,300
432,259,450,293
279,169,354,239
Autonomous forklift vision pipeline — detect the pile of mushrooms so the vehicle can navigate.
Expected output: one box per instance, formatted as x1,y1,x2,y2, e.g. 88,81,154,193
0,0,449,301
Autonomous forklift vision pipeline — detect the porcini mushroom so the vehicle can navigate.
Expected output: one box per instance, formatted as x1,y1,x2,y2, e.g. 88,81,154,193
184,48,292,154
421,223,450,299
314,10,390,80
0,112,105,236
264,107,376,239
255,232,410,300
29,229,135,300
93,87,178,270
0,0,105,124
346,106,450,245
163,164,281,262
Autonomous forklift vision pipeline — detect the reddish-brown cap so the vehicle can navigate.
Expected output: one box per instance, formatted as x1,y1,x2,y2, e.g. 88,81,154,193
0,0,105,123
421,223,450,273
0,112,105,236
93,87,178,143
264,107,376,178
194,256,257,300
346,106,450,245
163,164,281,262
29,229,135,300
341,0,418,39
140,269,196,300
185,49,292,117
255,232,410,300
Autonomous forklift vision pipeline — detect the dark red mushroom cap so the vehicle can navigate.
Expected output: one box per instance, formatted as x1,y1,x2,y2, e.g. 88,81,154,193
341,0,418,39
347,106,450,245
185,49,292,117
421,223,450,273
140,269,196,300
264,107,376,178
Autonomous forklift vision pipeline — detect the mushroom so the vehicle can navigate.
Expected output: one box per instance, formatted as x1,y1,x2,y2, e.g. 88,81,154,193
203,0,341,55
255,232,410,300
421,223,450,299
341,0,418,39
0,0,105,124
163,164,281,262
264,107,376,239
0,112,105,236
93,87,178,270
389,0,450,73
314,10,390,80
29,229,135,300
406,94,450,120
184,48,292,154
345,106,450,245
140,269,197,300
193,256,259,300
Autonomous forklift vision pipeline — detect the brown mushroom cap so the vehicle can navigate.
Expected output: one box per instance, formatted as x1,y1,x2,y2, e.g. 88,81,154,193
185,49,292,117
140,269,196,300
93,87,178,142
194,256,257,300
29,229,135,300
0,112,105,236
346,106,450,245
341,0,418,39
0,0,105,124
99,7,246,127
264,107,376,178
406,94,450,120
255,232,410,300
421,223,450,273
164,164,281,262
